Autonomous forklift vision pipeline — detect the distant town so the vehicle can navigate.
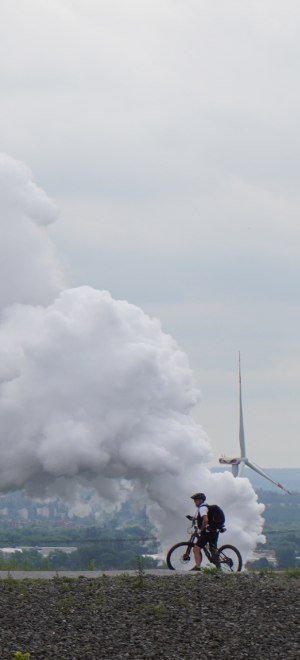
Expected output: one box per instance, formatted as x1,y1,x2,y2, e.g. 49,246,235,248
0,490,97,527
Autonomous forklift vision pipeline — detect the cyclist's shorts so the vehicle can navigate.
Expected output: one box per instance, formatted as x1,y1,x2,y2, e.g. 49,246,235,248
196,529,219,549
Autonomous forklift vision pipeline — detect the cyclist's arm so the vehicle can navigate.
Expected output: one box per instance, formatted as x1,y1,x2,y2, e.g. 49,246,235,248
197,504,209,533
200,514,209,532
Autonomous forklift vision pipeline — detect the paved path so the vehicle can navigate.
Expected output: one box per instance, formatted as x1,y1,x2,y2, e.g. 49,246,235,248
0,569,178,579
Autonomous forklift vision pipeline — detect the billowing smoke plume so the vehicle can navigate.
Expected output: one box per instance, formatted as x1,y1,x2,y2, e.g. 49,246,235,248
0,154,264,559
0,154,64,309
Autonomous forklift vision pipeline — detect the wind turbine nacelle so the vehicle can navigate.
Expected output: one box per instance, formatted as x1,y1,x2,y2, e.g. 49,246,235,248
219,457,240,465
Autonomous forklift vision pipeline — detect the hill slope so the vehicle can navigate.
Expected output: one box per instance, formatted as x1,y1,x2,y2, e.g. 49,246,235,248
1,573,299,659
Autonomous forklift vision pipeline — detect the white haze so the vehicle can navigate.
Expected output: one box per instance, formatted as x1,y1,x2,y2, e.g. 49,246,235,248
0,154,264,559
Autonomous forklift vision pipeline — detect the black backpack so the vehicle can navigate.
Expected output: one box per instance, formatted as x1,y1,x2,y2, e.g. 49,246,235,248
207,504,226,531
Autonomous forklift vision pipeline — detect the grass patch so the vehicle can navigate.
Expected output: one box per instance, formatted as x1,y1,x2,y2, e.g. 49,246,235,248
201,566,220,575
57,594,76,610
285,568,300,578
140,603,168,618
114,572,131,586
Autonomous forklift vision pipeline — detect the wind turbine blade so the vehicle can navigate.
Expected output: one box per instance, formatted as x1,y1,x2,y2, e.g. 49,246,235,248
239,353,246,458
245,459,292,495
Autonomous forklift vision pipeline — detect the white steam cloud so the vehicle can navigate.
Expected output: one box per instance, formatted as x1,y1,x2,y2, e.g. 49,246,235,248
0,154,264,560
0,154,63,309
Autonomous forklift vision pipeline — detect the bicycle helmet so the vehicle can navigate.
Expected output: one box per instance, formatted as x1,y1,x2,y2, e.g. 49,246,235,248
191,492,206,501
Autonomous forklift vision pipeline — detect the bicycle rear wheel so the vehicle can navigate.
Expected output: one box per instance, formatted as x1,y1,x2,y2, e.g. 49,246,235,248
217,544,242,572
166,542,195,571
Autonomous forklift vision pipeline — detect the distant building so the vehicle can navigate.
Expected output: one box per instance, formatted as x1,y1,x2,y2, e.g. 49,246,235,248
36,507,50,518
18,508,29,520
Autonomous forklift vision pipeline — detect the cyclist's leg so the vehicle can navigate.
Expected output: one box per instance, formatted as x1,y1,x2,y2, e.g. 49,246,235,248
209,531,219,563
193,531,209,568
193,541,202,568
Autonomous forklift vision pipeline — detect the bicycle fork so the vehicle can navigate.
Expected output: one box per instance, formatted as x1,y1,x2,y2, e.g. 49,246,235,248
183,535,197,561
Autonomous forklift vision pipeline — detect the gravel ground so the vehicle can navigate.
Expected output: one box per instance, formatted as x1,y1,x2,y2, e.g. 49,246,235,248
0,572,299,659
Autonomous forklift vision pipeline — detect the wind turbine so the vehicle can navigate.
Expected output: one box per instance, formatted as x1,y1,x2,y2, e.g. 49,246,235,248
219,354,292,494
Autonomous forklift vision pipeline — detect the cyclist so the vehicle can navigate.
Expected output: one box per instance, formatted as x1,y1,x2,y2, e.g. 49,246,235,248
188,492,219,571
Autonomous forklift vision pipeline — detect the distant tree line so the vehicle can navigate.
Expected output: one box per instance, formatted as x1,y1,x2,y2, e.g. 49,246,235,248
0,521,160,571
0,543,159,571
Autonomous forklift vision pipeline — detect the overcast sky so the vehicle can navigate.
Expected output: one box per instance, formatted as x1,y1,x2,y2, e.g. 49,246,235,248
1,0,300,469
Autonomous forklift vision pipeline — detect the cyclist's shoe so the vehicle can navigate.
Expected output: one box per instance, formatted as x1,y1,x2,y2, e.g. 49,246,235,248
191,566,201,571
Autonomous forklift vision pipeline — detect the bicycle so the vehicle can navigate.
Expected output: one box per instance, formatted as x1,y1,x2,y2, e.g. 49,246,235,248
166,518,242,572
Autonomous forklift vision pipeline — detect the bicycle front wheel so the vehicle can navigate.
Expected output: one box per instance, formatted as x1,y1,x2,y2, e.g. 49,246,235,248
166,542,195,571
217,544,242,573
